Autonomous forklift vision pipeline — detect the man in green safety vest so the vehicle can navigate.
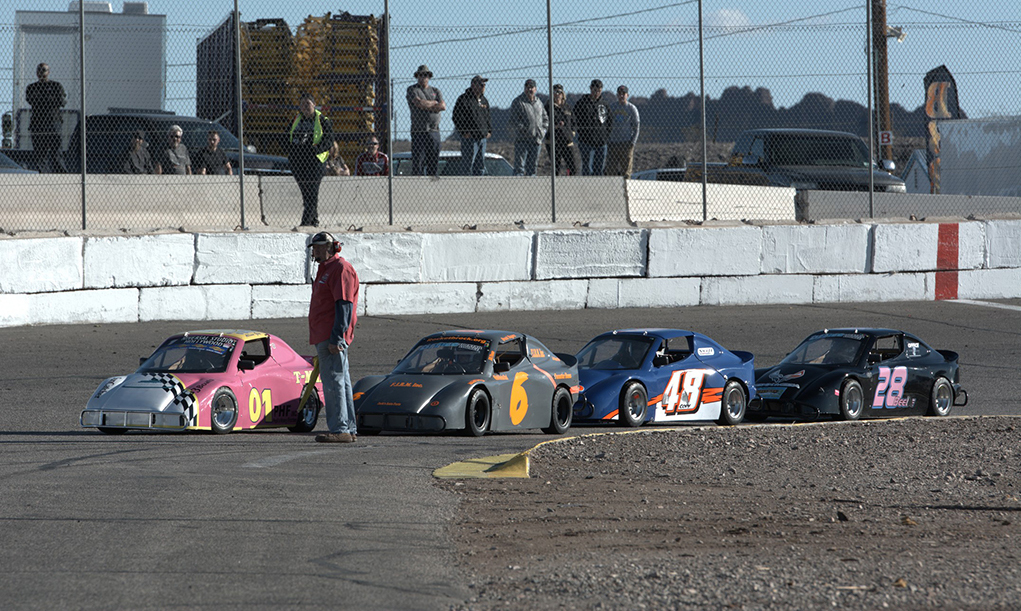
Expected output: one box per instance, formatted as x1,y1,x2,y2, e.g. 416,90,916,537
288,92,334,226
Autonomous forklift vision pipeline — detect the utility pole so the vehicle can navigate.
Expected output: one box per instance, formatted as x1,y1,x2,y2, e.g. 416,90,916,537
872,0,893,162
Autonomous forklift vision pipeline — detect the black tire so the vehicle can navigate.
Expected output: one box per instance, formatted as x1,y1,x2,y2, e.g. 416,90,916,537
619,381,648,427
838,379,864,421
464,388,491,437
358,428,381,436
97,427,128,435
288,386,321,432
542,387,573,434
927,377,954,417
210,387,238,434
717,380,747,426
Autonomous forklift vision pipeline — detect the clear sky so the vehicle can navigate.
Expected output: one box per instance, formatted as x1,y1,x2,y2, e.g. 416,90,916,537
4,1,1019,131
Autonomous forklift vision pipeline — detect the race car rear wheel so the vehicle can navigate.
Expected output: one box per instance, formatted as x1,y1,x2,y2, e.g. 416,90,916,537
210,387,239,434
619,381,648,427
288,386,321,432
717,380,747,426
927,377,954,417
838,379,864,421
464,388,491,437
542,387,573,434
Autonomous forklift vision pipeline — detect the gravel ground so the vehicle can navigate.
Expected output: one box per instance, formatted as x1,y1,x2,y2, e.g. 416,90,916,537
441,417,1021,610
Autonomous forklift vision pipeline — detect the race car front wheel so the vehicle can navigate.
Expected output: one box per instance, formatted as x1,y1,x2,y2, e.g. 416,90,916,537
838,379,864,421
465,388,491,437
289,386,321,432
619,381,648,427
210,387,239,434
927,377,954,417
717,380,747,426
542,387,573,434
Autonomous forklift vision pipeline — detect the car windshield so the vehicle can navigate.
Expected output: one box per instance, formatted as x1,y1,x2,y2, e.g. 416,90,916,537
780,333,866,366
769,135,871,168
393,339,488,375
576,335,655,370
161,120,241,153
138,335,237,374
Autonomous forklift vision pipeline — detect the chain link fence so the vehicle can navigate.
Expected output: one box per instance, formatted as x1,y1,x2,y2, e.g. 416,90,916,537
1,1,1019,232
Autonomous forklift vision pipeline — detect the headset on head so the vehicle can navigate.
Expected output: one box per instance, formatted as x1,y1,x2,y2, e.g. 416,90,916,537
310,232,341,254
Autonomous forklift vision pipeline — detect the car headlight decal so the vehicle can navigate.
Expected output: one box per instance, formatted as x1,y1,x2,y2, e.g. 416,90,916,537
93,376,127,399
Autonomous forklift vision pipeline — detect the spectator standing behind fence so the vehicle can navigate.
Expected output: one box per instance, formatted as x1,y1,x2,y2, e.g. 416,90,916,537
288,92,333,227
25,62,66,173
573,79,612,176
406,65,445,176
118,130,154,174
545,84,577,176
193,130,232,175
452,75,491,176
324,141,350,176
606,85,640,177
510,79,548,177
156,125,191,175
353,137,388,176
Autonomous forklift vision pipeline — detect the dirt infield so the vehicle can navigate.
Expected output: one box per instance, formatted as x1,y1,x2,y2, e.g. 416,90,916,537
442,417,1021,610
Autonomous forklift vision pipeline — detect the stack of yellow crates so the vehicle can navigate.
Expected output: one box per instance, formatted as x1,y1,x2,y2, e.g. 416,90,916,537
240,19,296,156
293,12,380,165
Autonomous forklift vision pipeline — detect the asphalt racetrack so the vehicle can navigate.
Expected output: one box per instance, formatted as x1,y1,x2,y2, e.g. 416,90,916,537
1,300,1018,610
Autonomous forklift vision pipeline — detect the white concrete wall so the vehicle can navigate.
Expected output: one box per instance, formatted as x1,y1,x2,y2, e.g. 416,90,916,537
2,219,1020,328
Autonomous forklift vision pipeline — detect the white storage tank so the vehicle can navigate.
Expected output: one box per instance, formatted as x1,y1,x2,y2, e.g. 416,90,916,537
10,2,166,149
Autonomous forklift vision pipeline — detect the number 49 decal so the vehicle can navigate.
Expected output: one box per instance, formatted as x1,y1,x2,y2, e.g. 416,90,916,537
661,369,711,414
873,366,908,408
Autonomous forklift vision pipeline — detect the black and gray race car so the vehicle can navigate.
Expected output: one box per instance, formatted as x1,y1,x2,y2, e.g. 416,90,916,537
749,328,967,421
353,330,579,436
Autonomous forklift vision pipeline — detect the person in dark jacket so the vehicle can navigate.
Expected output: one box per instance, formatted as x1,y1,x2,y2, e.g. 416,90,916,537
452,75,492,175
287,92,333,226
25,63,67,173
545,84,577,176
573,79,612,176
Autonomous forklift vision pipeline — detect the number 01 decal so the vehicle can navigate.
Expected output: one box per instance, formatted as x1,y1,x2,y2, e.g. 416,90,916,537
873,366,908,408
249,388,273,422
661,370,709,414
509,371,529,425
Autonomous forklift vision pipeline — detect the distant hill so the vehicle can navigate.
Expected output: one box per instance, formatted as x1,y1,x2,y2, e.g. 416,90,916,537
475,85,946,145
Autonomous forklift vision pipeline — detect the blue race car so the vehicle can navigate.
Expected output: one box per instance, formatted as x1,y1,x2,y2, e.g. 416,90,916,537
573,329,756,427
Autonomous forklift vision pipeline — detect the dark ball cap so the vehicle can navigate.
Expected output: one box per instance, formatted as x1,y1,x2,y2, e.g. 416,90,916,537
524,79,537,89
307,231,341,248
590,79,603,89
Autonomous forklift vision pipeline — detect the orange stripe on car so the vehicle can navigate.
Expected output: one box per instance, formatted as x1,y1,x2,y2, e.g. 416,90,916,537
532,365,556,387
701,387,723,403
648,393,663,406
603,409,619,420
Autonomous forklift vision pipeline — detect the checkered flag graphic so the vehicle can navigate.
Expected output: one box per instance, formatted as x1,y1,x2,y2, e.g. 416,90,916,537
148,373,198,426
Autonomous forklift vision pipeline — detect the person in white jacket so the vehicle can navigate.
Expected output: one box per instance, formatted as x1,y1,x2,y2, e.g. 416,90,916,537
510,79,549,176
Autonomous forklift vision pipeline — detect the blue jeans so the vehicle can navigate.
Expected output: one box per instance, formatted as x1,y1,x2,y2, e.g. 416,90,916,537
513,140,541,176
411,131,441,176
578,142,607,176
460,136,487,175
316,341,357,434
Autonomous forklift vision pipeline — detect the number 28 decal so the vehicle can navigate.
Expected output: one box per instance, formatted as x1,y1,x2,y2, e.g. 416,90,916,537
873,366,908,408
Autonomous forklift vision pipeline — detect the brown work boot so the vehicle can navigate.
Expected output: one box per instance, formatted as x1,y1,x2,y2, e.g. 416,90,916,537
315,432,355,443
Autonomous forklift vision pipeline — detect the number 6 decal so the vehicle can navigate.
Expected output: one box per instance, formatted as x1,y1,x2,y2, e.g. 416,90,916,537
873,366,907,408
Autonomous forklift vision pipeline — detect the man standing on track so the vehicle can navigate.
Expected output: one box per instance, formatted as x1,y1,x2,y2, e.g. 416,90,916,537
307,231,360,443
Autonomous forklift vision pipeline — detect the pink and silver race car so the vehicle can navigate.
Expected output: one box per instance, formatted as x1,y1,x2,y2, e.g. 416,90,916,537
81,330,322,434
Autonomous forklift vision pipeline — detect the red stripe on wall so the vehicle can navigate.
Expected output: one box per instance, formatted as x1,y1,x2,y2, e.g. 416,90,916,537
935,223,959,300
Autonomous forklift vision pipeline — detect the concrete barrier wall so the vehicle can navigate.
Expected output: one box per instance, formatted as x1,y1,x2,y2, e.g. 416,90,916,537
3,218,1020,328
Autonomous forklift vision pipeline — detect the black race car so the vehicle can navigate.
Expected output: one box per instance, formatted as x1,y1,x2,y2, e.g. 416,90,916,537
749,328,967,421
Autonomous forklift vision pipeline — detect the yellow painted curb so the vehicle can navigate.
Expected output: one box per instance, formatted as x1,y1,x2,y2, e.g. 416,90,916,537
433,452,530,479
